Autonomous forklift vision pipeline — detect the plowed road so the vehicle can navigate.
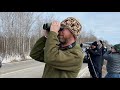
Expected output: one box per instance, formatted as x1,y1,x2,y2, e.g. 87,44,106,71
0,60,90,78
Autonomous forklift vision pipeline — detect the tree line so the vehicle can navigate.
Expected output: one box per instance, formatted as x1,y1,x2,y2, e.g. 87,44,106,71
0,12,110,63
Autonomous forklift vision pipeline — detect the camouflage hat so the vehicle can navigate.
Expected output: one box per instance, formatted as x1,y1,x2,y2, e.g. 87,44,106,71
113,44,120,53
61,17,82,37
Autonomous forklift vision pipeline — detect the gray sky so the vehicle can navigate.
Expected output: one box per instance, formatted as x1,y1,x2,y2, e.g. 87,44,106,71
41,12,120,45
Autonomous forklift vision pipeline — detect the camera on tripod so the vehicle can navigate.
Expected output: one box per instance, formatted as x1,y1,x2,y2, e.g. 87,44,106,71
43,23,64,32
85,47,89,54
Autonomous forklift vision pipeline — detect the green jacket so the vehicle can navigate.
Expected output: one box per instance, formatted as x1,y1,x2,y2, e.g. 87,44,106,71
30,31,84,78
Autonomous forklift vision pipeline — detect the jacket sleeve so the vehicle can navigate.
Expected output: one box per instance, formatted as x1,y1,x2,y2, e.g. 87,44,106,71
30,36,46,62
88,49,101,56
103,51,112,61
44,31,84,71
102,47,107,55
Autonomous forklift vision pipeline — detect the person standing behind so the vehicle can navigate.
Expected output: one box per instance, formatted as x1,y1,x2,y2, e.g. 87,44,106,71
97,40,107,76
103,44,120,78
86,41,102,78
97,40,107,57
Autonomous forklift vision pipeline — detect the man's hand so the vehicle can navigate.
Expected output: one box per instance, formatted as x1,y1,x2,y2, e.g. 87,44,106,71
50,21,61,35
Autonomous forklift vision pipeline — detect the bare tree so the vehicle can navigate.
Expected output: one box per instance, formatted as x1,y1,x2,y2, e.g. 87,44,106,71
0,12,38,61
30,13,58,49
78,30,97,44
0,12,58,63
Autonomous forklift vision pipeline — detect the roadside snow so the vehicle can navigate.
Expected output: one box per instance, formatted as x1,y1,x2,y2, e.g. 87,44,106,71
0,54,32,64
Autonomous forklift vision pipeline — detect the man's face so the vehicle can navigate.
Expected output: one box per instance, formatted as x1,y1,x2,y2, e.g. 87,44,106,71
111,47,116,52
91,45,96,49
58,28,74,44
97,41,101,45
97,41,102,46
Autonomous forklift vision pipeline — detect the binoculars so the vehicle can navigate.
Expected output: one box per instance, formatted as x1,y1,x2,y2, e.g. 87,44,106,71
43,23,64,32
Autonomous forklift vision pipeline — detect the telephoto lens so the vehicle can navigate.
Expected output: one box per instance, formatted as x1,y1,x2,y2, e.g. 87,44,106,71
43,23,64,31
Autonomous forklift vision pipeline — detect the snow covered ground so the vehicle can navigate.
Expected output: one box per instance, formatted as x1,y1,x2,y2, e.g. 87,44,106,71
0,54,32,64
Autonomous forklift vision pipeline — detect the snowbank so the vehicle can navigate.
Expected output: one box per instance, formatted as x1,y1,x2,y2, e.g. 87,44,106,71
26,55,32,59
1,54,32,64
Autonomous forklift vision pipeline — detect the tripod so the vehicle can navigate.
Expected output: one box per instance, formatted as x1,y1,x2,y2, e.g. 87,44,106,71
87,53,98,78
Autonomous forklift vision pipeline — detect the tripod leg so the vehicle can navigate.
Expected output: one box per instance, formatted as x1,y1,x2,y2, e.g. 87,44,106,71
88,54,98,78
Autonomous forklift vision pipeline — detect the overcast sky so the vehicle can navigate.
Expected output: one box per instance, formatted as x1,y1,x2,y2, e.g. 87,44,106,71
41,12,120,45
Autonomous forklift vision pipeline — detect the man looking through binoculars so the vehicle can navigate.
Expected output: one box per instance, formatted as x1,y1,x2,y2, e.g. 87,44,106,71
30,17,84,78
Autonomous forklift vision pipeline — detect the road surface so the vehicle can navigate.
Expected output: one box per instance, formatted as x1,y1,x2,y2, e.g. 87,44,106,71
0,60,89,78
